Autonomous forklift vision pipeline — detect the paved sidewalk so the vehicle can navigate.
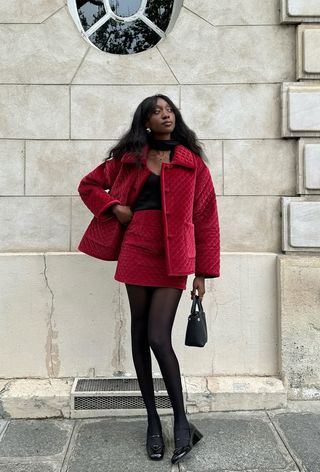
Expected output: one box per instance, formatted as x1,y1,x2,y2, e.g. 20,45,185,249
0,402,319,471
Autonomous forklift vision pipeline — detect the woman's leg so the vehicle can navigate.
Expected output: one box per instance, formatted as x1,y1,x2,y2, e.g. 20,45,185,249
147,287,189,432
125,283,161,435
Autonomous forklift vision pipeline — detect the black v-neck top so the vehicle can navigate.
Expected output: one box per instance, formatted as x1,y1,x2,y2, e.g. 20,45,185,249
131,144,176,212
131,172,162,211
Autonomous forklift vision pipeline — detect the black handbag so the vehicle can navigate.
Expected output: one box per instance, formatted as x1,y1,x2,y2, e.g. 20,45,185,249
185,295,208,347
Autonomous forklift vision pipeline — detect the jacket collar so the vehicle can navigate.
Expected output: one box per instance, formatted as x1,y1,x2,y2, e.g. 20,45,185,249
120,144,196,169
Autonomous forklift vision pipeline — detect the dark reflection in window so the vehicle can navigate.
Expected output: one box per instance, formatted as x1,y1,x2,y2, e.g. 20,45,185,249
145,0,174,31
76,0,106,31
109,0,142,17
89,18,161,54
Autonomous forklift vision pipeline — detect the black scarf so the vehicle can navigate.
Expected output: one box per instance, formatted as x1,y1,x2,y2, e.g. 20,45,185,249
147,136,179,151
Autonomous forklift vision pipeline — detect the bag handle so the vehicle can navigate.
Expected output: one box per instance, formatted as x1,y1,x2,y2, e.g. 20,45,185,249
191,295,203,315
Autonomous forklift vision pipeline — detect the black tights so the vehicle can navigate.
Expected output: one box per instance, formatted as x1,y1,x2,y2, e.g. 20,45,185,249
125,283,189,434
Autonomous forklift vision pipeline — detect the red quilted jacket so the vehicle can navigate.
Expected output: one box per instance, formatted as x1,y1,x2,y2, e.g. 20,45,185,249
77,144,220,278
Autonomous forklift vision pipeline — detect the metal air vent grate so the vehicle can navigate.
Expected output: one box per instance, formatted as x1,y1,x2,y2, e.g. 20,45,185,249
70,376,183,419
74,395,171,410
75,377,166,392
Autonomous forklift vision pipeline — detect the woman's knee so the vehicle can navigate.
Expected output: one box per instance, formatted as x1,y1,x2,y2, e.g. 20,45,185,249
148,336,172,357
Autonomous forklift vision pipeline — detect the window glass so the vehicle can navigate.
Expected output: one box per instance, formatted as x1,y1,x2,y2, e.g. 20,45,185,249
89,18,161,54
76,0,106,31
109,0,142,17
144,0,174,31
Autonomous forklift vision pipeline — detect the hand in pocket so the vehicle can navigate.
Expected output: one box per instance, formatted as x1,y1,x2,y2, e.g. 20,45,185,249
111,204,133,225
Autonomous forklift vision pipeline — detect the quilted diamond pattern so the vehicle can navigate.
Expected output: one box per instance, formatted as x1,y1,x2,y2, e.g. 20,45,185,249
77,144,220,279
114,209,187,289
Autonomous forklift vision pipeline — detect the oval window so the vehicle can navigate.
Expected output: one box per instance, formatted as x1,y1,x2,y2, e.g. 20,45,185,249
68,0,182,55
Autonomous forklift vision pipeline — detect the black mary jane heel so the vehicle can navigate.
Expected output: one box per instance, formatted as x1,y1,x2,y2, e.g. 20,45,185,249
171,421,203,464
146,427,165,460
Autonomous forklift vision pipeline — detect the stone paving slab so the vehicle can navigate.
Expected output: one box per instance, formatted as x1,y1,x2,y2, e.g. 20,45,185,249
63,416,174,471
176,412,298,472
0,419,73,471
271,411,320,472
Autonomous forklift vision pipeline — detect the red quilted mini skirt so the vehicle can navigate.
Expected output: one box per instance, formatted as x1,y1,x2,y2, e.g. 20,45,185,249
114,209,187,290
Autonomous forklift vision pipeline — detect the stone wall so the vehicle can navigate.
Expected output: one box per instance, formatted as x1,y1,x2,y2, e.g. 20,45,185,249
279,0,320,399
0,1,318,399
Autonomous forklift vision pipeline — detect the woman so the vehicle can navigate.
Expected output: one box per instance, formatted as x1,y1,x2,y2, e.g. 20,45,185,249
77,94,220,464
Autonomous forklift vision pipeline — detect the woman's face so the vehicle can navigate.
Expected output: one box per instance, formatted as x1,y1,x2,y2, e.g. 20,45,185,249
145,98,176,137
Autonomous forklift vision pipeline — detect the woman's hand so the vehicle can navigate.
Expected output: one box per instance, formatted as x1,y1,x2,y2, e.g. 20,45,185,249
191,276,205,300
111,204,133,225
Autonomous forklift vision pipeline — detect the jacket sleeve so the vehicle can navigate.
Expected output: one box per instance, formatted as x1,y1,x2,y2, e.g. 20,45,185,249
77,158,122,218
193,158,220,278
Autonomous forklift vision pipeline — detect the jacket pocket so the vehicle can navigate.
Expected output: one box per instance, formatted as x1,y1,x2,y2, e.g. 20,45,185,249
78,215,125,261
184,222,196,258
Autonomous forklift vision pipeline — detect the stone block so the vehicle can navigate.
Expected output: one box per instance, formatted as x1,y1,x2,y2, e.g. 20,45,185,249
297,139,320,194
290,202,320,247
0,141,24,196
205,376,286,411
282,82,320,137
224,139,296,196
0,379,73,419
297,25,320,79
0,85,69,139
0,197,70,251
0,0,64,23
218,196,281,252
281,196,320,252
71,86,179,139
304,144,320,190
0,8,88,84
281,0,320,22
0,254,50,378
181,84,280,139
41,253,122,377
278,255,320,399
73,47,177,84
25,140,115,196
158,8,295,84
186,376,289,413
201,140,223,196
281,196,320,251
184,0,280,25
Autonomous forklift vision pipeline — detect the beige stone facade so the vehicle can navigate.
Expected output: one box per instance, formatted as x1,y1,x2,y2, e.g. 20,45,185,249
0,0,320,415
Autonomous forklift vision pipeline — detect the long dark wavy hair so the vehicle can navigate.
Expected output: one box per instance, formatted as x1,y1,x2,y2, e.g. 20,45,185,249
103,94,208,163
